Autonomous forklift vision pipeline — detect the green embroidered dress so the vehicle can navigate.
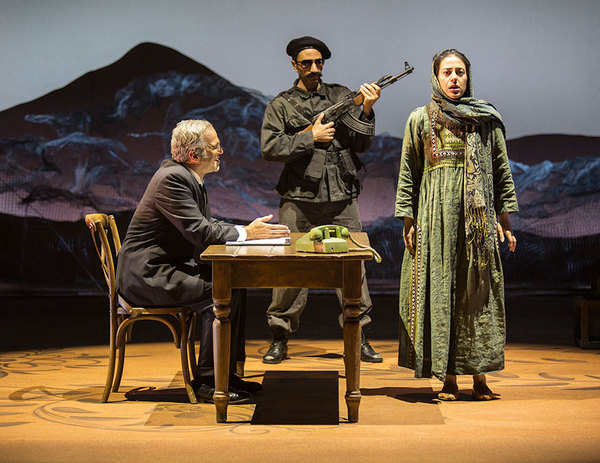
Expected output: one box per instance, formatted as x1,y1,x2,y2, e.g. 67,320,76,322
395,94,518,381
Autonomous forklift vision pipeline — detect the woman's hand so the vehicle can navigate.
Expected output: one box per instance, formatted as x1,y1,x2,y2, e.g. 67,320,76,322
403,217,416,255
496,212,517,252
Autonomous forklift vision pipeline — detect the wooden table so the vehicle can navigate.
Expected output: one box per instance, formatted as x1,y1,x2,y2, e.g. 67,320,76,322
200,232,373,423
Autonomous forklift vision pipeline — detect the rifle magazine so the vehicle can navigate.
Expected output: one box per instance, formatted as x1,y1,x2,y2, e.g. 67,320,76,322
339,112,375,136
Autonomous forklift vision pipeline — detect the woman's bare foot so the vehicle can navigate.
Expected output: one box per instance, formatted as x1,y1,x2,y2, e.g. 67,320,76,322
472,375,500,400
437,375,459,401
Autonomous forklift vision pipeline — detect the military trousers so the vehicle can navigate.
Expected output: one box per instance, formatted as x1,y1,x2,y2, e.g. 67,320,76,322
266,199,373,334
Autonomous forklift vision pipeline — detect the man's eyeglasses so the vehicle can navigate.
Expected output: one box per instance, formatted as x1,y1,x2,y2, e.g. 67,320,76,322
295,59,324,69
204,142,222,152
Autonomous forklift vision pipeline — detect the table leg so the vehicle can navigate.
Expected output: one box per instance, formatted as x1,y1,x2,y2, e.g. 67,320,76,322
342,261,362,422
212,262,232,423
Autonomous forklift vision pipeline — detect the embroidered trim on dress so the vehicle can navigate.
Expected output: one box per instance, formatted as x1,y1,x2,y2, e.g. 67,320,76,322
429,106,465,161
407,222,422,369
424,158,463,173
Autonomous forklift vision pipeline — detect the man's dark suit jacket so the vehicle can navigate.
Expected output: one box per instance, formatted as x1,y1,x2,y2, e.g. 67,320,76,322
116,159,239,307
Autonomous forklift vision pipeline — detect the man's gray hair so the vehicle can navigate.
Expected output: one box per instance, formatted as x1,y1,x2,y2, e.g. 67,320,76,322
171,119,214,163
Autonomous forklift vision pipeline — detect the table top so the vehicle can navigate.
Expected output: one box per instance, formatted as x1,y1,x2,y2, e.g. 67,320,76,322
201,232,373,262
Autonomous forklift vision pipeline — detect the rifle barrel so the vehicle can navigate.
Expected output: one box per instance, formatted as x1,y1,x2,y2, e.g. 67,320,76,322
341,61,414,103
378,62,414,90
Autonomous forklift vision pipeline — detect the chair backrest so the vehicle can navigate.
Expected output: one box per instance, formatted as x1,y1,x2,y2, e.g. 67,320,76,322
85,213,122,299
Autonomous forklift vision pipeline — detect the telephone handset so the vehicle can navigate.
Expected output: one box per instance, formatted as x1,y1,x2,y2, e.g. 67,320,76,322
308,224,350,240
296,225,382,263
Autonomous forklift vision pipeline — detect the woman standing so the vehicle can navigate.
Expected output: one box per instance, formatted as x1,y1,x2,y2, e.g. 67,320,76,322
395,49,518,400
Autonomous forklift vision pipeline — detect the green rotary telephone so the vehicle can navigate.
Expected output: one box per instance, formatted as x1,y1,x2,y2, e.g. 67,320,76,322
295,225,382,263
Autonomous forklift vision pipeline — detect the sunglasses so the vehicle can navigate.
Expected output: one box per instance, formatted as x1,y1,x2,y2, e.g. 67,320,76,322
295,59,325,69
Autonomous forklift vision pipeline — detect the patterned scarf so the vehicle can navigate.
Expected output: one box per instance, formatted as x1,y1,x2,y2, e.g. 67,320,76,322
430,74,505,129
430,72,505,267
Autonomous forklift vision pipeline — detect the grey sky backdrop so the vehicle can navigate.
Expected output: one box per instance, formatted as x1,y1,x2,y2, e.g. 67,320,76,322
1,0,598,139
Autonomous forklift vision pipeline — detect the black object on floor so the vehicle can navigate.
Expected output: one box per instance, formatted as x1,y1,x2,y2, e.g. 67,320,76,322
124,387,190,403
251,370,339,425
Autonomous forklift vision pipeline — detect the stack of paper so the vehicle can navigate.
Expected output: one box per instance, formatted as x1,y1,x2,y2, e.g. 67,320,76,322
225,237,291,246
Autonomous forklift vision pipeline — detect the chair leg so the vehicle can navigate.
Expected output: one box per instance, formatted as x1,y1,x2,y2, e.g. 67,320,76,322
101,312,118,403
236,360,245,378
188,312,199,381
112,345,126,392
179,312,198,404
112,322,129,392
125,324,134,344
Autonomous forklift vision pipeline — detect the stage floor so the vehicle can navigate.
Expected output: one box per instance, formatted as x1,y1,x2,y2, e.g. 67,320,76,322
1,340,599,462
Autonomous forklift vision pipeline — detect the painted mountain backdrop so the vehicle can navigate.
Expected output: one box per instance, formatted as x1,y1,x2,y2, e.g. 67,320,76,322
1,43,599,292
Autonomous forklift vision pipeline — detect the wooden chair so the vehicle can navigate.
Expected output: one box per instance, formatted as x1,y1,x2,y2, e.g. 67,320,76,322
85,213,198,404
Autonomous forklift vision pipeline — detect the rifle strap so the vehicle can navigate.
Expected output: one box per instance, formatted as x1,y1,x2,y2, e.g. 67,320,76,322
339,112,375,136
281,94,312,127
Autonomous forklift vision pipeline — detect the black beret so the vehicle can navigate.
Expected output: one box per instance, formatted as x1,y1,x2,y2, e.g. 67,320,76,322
286,36,331,60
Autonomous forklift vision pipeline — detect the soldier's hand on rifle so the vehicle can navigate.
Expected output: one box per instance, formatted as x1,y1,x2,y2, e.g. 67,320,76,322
312,113,335,143
359,82,381,116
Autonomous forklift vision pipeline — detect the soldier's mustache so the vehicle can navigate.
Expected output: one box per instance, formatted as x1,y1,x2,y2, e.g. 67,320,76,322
308,72,322,78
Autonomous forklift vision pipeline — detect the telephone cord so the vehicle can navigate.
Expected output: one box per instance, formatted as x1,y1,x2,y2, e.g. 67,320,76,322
348,235,382,263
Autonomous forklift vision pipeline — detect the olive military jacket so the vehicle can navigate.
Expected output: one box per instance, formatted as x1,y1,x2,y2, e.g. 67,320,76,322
261,80,374,203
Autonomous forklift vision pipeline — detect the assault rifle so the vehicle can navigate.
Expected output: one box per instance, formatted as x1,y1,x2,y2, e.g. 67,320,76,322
307,61,414,136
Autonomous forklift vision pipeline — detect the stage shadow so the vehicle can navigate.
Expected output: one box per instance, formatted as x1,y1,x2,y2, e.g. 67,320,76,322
308,353,344,359
360,386,438,404
124,387,191,403
251,370,339,425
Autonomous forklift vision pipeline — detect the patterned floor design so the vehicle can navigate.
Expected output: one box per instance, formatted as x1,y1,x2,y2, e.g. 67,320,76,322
1,340,599,462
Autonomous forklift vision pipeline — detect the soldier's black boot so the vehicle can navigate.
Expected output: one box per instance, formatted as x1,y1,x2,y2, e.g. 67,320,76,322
262,330,288,364
361,332,383,363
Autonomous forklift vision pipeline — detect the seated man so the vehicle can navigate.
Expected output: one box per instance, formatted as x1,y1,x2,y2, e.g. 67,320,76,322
116,119,289,403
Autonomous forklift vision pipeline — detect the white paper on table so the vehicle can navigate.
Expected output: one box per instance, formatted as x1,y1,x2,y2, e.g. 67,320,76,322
225,237,291,246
